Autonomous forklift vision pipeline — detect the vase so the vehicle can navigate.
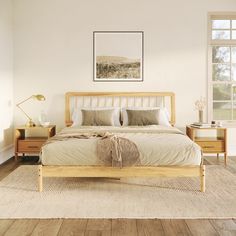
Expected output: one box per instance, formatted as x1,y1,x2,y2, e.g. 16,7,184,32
198,110,203,123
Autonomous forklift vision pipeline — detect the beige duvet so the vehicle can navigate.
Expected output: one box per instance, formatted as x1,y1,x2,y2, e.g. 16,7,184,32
40,125,202,166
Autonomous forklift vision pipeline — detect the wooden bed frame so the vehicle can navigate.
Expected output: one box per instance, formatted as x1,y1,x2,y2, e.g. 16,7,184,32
38,92,205,192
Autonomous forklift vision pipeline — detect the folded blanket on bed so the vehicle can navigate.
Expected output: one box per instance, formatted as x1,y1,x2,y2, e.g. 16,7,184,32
41,132,140,168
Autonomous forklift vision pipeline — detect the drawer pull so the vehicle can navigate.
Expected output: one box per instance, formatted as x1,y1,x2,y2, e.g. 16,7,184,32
28,146,39,148
203,146,215,148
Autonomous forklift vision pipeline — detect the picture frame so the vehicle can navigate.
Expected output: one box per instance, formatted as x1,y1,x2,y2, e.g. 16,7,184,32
93,31,144,82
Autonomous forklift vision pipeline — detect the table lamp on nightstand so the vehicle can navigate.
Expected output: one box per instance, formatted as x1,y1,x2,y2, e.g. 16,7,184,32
16,94,46,127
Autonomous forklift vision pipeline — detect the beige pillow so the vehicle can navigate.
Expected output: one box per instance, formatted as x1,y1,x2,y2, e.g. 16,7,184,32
81,109,115,126
72,107,121,126
126,109,159,126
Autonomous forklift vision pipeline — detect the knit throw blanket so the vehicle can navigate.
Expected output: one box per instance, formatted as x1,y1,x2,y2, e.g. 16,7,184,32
42,132,140,168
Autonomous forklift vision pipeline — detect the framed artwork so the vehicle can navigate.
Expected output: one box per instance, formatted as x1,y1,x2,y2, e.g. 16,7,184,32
93,31,144,82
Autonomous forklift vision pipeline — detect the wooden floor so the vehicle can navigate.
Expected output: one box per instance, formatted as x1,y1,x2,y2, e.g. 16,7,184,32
0,156,235,236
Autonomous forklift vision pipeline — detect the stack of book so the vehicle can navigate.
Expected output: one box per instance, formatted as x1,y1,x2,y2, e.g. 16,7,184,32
190,122,212,128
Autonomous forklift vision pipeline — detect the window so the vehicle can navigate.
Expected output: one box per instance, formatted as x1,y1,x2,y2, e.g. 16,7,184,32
208,14,236,122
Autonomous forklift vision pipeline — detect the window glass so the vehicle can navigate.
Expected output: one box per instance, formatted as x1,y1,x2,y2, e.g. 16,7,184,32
213,84,231,100
212,46,230,63
233,102,236,119
213,102,232,120
233,85,236,101
212,30,230,40
232,47,236,63
232,20,236,29
232,64,236,81
212,20,230,29
212,64,230,81
232,30,236,39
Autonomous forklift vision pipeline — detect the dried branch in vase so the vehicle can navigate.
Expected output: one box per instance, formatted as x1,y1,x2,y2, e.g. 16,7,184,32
195,97,206,111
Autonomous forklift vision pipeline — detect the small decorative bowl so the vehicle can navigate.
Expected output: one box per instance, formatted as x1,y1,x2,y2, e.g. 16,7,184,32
41,122,50,127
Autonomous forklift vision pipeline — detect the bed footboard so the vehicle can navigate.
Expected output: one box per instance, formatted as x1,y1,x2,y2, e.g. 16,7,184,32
38,165,206,193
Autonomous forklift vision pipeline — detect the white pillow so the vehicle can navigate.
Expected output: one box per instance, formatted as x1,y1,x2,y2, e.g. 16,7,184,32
158,108,171,127
122,107,171,127
72,107,121,126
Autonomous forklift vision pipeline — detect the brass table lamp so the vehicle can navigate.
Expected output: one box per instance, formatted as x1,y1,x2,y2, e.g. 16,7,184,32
16,94,46,127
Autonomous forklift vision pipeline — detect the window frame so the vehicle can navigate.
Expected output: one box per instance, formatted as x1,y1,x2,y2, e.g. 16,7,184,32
208,12,236,123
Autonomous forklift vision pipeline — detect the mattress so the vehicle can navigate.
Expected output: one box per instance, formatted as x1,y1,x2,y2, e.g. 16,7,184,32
40,125,202,166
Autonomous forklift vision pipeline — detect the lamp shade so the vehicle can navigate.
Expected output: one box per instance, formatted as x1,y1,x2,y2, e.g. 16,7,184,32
33,94,46,101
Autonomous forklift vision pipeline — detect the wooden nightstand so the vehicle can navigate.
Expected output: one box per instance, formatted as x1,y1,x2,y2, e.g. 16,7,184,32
15,125,56,161
186,126,227,165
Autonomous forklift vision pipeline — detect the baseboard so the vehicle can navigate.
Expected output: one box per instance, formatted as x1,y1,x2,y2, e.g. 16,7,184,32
0,144,14,165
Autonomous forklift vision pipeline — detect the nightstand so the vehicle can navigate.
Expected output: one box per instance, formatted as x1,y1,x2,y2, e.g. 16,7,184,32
15,125,56,161
186,126,227,165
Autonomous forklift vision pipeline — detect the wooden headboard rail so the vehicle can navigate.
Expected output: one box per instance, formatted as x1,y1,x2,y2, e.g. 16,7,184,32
65,92,176,127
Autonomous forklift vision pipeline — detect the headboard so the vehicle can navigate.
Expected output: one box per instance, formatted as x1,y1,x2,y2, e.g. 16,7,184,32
65,92,176,127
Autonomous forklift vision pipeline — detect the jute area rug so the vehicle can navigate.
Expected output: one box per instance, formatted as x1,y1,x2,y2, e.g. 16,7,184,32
0,165,235,219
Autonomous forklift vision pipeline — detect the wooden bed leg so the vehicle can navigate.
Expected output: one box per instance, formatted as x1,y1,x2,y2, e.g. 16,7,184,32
38,165,43,192
200,165,205,193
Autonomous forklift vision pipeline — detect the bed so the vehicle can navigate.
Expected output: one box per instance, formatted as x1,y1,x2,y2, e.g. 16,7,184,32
38,92,205,192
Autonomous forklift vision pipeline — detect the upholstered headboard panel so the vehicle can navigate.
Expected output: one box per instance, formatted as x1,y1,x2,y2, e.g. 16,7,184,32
65,92,176,126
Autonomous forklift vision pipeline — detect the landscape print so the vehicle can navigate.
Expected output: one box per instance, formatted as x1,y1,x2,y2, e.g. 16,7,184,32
93,31,143,81
96,56,141,79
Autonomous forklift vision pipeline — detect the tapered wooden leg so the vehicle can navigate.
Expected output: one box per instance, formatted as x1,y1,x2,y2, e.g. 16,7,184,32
38,165,43,192
200,165,205,193
14,153,18,161
217,153,219,160
224,153,227,166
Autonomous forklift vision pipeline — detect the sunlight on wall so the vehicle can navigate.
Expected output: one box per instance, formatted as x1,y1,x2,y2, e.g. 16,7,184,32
0,130,3,142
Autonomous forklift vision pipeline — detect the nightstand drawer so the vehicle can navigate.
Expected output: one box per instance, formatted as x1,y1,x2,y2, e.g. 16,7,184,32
18,140,46,152
196,141,224,152
15,125,56,160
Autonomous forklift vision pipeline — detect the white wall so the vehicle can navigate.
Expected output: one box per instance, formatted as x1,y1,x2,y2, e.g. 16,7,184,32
0,0,14,163
13,1,236,148
13,0,236,129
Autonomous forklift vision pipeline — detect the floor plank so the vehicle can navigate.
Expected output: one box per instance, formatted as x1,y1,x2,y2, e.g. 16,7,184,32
137,219,165,236
31,219,63,236
0,158,19,181
112,219,137,236
185,219,219,236
58,219,87,236
4,219,39,236
161,219,192,236
0,220,15,235
86,219,111,236
85,230,111,236
86,219,111,231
